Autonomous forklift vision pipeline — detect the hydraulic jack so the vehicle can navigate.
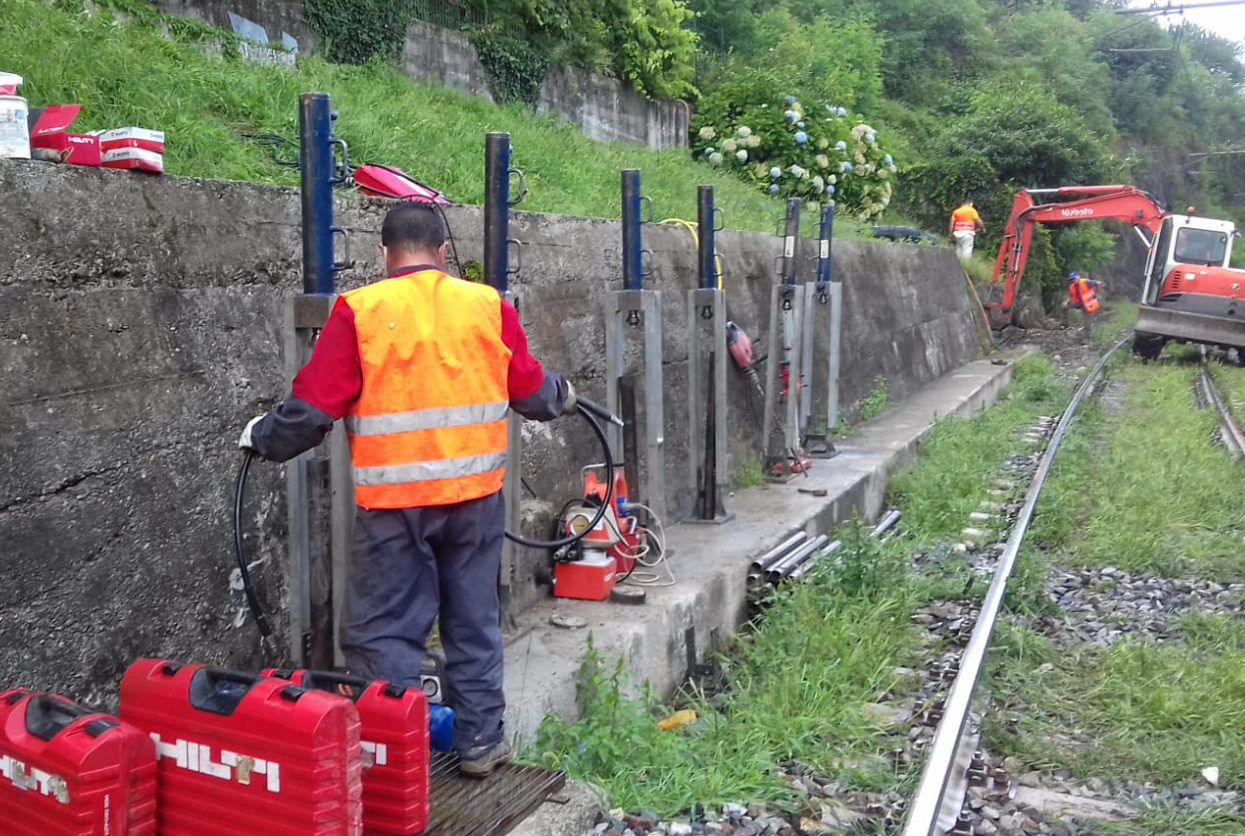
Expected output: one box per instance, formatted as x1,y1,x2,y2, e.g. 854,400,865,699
761,199,812,482
605,169,666,522
799,203,841,458
684,185,733,524
484,131,527,630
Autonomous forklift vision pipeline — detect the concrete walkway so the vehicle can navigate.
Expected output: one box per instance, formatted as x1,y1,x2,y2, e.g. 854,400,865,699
502,351,1024,836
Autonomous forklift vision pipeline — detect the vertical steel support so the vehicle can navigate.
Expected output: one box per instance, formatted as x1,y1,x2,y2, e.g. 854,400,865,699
288,92,351,668
824,204,843,434
802,204,838,458
685,186,731,523
606,170,666,520
761,199,803,481
487,132,524,630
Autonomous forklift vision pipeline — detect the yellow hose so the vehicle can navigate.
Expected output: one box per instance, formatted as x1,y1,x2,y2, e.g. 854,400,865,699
659,218,724,290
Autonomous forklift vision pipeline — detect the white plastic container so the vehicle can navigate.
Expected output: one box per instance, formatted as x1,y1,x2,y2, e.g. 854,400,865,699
0,73,29,160
0,95,30,159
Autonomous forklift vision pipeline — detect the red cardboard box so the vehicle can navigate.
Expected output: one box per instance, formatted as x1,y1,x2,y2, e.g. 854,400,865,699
102,147,164,173
28,105,101,167
99,126,165,154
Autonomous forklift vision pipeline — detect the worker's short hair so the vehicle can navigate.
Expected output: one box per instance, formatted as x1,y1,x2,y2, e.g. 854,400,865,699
381,200,446,251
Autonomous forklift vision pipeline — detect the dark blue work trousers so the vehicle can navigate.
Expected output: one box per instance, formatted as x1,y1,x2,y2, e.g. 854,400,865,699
339,490,506,756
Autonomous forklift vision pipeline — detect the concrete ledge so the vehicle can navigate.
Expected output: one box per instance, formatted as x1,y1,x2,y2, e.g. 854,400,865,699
503,352,1023,830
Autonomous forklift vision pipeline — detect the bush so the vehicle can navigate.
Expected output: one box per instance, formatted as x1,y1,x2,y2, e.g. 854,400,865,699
690,88,897,221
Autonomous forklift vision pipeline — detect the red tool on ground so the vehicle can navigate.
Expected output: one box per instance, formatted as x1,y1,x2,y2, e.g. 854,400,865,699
553,465,645,600
725,321,811,475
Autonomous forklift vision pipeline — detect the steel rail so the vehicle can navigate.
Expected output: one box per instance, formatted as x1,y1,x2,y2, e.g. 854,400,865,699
901,336,1129,836
1199,348,1245,458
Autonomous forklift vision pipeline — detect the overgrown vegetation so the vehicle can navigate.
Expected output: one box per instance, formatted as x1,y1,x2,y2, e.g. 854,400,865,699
1,0,789,231
530,355,1074,817
1025,358,1245,578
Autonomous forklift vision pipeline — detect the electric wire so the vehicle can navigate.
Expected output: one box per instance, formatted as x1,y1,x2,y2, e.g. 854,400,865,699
233,450,276,658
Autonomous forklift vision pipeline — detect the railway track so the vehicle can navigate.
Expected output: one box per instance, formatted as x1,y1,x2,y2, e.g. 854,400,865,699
898,338,1245,836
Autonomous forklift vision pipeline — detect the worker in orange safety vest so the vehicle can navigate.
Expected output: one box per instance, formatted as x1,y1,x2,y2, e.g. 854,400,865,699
948,201,986,259
238,201,577,778
1067,271,1101,316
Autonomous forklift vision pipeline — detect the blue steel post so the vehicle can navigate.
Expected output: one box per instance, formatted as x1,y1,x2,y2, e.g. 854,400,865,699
816,203,834,298
622,169,643,293
299,92,336,296
484,132,510,295
781,197,801,287
697,185,717,291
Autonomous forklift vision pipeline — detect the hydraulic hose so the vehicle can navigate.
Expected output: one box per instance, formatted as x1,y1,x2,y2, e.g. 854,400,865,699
503,396,623,550
232,396,625,643
233,450,275,653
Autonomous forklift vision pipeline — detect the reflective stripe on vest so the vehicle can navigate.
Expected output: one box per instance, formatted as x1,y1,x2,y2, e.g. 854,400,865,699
342,270,512,509
344,401,509,436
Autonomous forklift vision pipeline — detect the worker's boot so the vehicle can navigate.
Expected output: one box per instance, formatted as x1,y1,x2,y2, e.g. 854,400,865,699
459,738,512,777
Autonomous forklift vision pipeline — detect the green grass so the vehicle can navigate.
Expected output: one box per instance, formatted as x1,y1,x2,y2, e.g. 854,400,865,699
3,0,865,236
988,636,1245,790
886,354,1072,546
1025,357,1245,579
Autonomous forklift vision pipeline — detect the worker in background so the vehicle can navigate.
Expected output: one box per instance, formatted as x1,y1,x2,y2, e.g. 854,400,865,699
238,201,577,777
949,201,986,260
1067,271,1101,327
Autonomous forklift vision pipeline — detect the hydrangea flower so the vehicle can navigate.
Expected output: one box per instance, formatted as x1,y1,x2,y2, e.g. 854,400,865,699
746,135,761,148
812,175,824,191
737,126,752,138
794,131,808,145
784,110,798,121
835,140,847,151
882,154,893,167
865,132,876,144
825,184,835,194
722,138,738,152
796,121,805,129
769,184,780,194
785,95,797,105
828,175,837,184
736,149,748,163
709,152,724,166
790,164,805,178
816,138,829,150
703,147,714,156
840,161,853,172
815,154,829,168
770,166,782,179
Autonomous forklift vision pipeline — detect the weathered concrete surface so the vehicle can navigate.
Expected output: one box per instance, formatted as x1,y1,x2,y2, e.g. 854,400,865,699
402,20,495,105
0,159,983,708
537,66,689,151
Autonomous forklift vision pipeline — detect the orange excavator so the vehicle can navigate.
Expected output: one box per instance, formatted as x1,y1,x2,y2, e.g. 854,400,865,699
985,185,1245,358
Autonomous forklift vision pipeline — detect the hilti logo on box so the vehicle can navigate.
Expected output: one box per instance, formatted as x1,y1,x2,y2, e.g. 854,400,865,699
361,740,388,769
99,127,164,154
150,733,282,793
0,753,71,803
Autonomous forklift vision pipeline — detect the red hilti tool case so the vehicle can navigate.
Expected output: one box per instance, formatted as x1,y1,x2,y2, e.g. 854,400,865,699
261,669,430,836
0,688,157,836
119,660,363,836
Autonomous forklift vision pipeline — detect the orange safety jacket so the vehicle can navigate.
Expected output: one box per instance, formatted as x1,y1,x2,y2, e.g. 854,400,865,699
341,269,514,509
1069,277,1100,314
951,205,979,233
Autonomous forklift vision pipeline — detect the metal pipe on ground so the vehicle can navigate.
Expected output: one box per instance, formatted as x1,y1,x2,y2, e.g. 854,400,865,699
788,539,843,580
766,534,831,583
872,509,902,537
748,532,809,581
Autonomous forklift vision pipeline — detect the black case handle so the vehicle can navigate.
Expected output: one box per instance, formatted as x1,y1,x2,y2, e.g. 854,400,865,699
25,695,91,742
187,667,270,716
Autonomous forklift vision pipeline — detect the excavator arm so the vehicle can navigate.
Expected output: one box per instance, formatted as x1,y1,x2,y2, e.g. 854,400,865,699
987,185,1167,317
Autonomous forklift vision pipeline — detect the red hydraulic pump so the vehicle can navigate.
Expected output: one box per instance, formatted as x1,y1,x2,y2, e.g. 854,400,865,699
552,465,642,601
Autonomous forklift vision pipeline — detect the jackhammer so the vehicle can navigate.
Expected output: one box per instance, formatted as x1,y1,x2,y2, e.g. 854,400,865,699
725,320,811,474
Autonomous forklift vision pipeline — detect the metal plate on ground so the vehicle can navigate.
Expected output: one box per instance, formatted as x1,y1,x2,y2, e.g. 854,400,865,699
424,751,567,836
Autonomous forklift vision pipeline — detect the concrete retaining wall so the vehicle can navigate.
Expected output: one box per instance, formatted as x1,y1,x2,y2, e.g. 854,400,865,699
0,159,983,705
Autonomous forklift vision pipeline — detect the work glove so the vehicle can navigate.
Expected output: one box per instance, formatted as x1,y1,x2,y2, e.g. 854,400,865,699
561,379,578,416
238,415,265,452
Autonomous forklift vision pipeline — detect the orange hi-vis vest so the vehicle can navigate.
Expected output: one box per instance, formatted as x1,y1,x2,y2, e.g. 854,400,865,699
341,269,514,509
951,205,979,233
1069,276,1100,314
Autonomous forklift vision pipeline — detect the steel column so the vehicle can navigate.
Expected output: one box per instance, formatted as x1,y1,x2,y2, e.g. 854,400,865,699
288,91,350,668
486,132,525,630
761,199,803,481
606,170,666,520
801,204,839,457
685,185,731,523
